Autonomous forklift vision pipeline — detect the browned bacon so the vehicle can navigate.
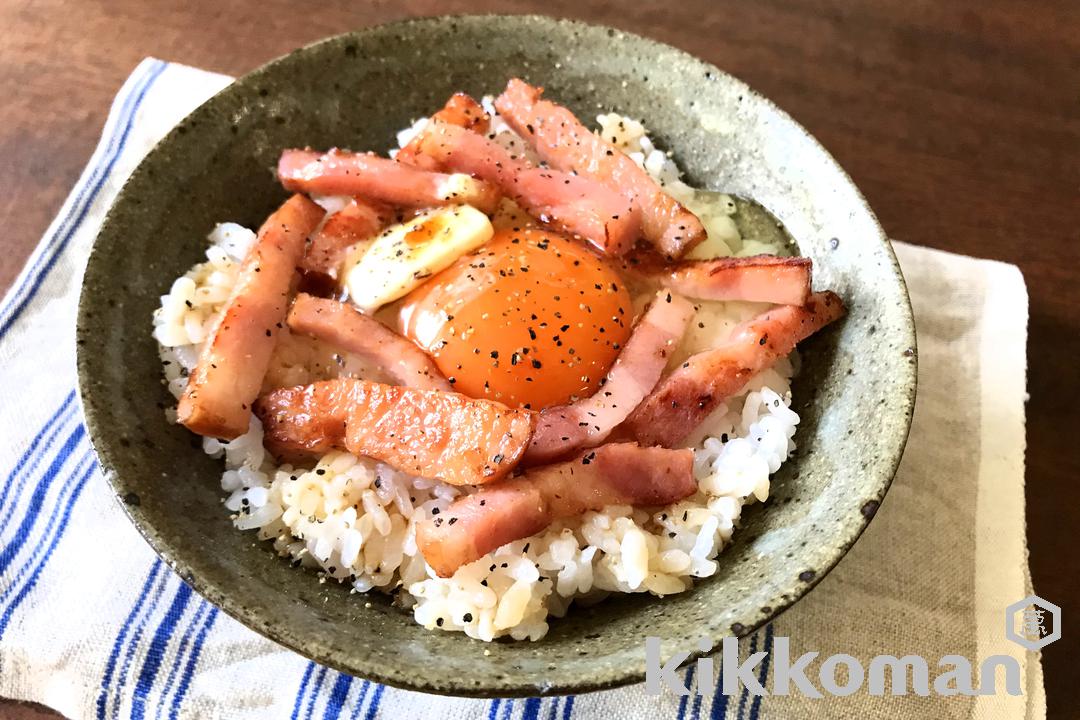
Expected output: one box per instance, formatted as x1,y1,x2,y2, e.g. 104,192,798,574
286,294,451,391
177,194,324,439
416,443,696,577
396,93,491,170
524,290,695,464
623,291,846,447
253,379,534,486
622,254,813,306
277,149,500,214
301,197,393,279
411,119,639,255
494,79,706,259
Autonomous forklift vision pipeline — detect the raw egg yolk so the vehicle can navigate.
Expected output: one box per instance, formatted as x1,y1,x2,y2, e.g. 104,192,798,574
399,229,633,409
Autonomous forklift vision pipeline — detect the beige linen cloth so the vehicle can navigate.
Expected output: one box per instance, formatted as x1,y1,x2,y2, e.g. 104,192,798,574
0,60,1044,719
762,241,1044,719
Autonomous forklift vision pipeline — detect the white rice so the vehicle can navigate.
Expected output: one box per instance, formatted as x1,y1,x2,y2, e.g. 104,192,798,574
153,105,800,641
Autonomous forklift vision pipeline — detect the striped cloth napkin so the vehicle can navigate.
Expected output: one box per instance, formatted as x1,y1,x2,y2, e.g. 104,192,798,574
0,59,1045,720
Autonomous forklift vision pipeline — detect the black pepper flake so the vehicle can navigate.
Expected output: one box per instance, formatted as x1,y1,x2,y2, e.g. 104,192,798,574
431,507,440,515
436,617,444,627
759,335,767,346
463,612,473,622
448,517,457,525
531,359,542,369
315,469,326,475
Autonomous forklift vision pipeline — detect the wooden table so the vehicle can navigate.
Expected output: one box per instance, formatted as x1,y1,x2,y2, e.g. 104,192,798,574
1,1,1076,717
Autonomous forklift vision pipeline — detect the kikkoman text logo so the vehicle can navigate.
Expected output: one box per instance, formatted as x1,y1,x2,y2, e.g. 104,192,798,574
645,595,1059,698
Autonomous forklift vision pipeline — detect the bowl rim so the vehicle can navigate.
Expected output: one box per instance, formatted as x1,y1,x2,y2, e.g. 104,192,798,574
77,13,917,697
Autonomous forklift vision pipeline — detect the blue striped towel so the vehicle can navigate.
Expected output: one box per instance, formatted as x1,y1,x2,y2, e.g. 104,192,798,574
0,59,1044,720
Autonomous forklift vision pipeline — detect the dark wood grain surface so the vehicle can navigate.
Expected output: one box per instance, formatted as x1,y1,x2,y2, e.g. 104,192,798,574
1,1,1077,717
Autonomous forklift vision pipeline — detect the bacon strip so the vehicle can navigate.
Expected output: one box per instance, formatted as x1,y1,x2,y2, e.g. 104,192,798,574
411,119,639,255
254,379,534,485
623,291,846,447
178,194,324,439
301,197,393,279
622,254,813,306
494,79,706,259
396,93,491,170
277,149,500,214
416,443,696,577
287,294,451,391
524,290,695,464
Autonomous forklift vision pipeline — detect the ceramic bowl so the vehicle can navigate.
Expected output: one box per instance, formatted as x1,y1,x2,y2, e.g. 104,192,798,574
77,15,916,696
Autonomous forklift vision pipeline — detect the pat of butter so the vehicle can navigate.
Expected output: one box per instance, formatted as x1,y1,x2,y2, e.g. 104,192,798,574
344,205,493,313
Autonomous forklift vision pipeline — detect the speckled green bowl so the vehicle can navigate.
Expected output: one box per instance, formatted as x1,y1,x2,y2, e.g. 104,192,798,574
76,15,916,697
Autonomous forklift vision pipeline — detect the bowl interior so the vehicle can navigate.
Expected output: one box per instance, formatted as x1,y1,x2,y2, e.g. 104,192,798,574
77,15,916,696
